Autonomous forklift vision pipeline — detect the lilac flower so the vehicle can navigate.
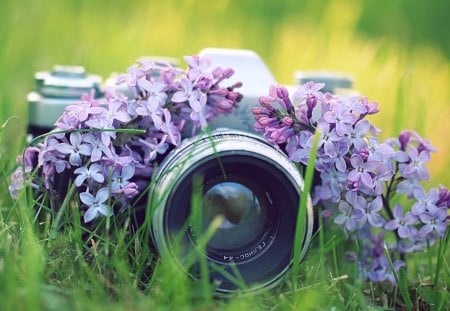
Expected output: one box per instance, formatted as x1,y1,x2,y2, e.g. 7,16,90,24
85,113,116,146
371,165,394,196
55,132,92,166
384,204,418,238
184,55,212,80
396,178,422,196
74,163,105,187
436,186,450,208
345,119,370,150
171,78,198,105
190,92,208,128
289,131,313,164
418,208,448,238
343,95,367,115
82,133,113,162
367,256,404,284
9,167,25,199
138,136,169,163
110,165,134,191
348,154,379,189
399,146,430,180
160,109,182,145
55,113,80,131
357,196,385,228
292,81,325,106
318,167,347,202
411,188,439,215
369,231,385,257
137,78,168,109
334,194,364,231
64,101,104,123
314,120,343,155
107,99,131,123
116,63,139,88
80,187,112,223
323,102,357,136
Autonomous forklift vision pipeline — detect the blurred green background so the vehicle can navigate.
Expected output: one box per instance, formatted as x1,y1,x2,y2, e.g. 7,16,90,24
0,0,449,184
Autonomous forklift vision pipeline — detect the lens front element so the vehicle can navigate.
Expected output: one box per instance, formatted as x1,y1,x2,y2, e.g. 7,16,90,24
203,181,266,251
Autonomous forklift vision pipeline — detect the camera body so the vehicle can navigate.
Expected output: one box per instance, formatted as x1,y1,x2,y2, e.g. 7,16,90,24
27,48,353,138
26,48,353,294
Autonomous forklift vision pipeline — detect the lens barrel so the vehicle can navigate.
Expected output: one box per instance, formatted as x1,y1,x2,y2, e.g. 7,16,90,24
150,129,314,294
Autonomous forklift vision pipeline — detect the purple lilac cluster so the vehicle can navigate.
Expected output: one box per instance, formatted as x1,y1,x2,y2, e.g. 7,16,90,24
9,55,242,222
253,82,449,283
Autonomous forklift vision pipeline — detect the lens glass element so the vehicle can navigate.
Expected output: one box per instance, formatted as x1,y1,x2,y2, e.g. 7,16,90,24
202,181,266,251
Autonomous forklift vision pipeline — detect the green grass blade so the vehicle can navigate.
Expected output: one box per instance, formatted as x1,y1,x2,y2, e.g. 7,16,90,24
292,129,320,289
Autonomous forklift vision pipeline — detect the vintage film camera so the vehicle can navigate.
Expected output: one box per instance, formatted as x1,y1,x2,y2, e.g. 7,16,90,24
27,48,353,294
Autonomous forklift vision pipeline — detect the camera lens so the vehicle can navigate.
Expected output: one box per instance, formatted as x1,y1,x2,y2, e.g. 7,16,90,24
151,129,313,294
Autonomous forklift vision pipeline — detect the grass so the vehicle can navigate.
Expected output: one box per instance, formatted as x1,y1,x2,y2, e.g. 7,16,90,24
0,0,449,310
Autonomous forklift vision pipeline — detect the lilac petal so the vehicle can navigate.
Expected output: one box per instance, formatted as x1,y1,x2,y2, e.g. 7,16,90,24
172,91,188,103
364,161,379,172
370,196,383,212
345,191,357,205
412,204,425,216
355,119,370,134
353,209,364,219
398,226,410,239
428,188,439,202
436,208,448,221
350,155,362,168
345,218,357,231
152,114,163,129
342,113,356,124
419,212,433,224
70,132,82,146
137,79,154,93
360,172,373,188
385,220,398,231
55,143,73,154
334,214,347,225
122,165,135,180
413,188,426,201
418,150,430,163
335,157,347,172
348,170,359,182
96,188,109,203
79,144,93,156
339,201,352,213
92,172,105,183
393,204,403,219
75,175,86,187
55,161,68,173
368,213,385,228
354,196,366,209
136,106,149,116
115,111,131,123
91,148,102,162
97,204,112,217
69,153,82,166
80,192,94,205
418,224,433,238
435,223,447,236
84,207,97,223
336,123,348,136
404,213,418,225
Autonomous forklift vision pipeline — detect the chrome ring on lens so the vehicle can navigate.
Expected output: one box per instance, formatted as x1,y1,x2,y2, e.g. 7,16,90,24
150,129,314,295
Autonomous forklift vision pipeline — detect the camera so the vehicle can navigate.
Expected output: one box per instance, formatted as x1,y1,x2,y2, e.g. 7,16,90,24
26,48,354,295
